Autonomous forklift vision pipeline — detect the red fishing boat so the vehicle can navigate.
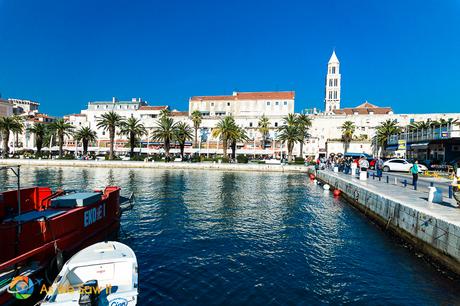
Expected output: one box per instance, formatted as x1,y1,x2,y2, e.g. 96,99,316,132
0,166,133,304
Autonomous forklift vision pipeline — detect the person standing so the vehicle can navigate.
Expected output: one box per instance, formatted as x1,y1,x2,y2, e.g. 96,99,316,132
411,160,420,187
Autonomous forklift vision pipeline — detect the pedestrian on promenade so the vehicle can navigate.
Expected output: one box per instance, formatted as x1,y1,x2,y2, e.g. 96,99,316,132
410,160,419,187
376,157,384,178
350,158,358,176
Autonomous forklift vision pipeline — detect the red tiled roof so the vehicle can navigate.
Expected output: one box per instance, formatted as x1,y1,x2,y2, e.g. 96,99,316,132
332,101,393,115
190,91,295,101
138,106,168,111
170,111,189,117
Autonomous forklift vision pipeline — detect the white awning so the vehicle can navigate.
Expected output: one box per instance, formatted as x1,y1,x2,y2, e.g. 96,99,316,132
410,142,429,149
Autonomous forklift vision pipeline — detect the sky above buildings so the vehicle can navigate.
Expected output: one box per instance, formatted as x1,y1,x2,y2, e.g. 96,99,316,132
0,0,459,116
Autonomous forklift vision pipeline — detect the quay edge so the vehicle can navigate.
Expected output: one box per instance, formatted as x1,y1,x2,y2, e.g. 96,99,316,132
314,169,460,276
0,159,309,173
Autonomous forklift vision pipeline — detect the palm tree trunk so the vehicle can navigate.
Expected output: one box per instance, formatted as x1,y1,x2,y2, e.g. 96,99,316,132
222,139,228,157
37,137,42,155
130,132,135,157
109,128,115,160
299,139,304,157
180,143,185,159
231,140,236,159
59,134,64,158
83,139,88,155
194,128,198,148
165,139,170,158
2,131,9,158
288,141,294,162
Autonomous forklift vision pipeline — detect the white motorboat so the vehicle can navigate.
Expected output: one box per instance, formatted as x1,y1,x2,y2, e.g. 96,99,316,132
39,241,138,306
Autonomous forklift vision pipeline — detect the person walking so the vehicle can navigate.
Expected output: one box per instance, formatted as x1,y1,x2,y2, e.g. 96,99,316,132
411,160,420,188
376,157,384,178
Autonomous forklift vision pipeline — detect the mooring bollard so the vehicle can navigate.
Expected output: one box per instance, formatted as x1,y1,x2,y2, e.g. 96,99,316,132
403,179,407,187
449,186,453,199
386,176,389,184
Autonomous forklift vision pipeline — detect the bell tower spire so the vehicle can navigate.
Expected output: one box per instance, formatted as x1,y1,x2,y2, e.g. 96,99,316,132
324,50,341,114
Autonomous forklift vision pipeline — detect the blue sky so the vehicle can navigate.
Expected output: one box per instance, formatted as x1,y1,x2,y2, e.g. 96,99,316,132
0,0,459,116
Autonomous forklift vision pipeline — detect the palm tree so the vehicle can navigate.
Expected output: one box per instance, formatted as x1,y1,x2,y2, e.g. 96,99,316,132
408,120,431,131
211,116,238,158
151,116,177,159
27,122,47,155
97,111,124,160
296,113,312,157
120,117,147,157
0,116,23,158
341,121,355,154
258,115,270,151
230,125,249,160
159,108,171,119
50,119,75,158
174,122,193,160
74,127,97,156
374,119,402,154
285,113,298,127
191,110,202,148
277,122,301,163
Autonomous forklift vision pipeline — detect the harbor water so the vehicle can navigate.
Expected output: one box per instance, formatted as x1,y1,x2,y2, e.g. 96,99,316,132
1,167,459,305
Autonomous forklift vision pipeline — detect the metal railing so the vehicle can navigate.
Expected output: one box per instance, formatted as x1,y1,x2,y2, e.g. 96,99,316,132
388,125,460,145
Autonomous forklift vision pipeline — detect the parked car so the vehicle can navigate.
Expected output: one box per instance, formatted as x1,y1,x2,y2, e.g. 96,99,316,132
382,159,428,172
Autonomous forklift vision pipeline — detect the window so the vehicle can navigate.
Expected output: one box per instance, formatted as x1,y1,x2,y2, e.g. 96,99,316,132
329,79,332,86
211,102,214,106
274,122,278,127
266,101,271,106
284,101,287,105
332,67,336,74
275,101,279,106
227,102,230,106
249,122,253,127
333,91,337,99
329,91,332,99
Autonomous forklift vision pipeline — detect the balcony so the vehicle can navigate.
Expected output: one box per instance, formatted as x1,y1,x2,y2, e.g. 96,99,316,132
388,125,460,145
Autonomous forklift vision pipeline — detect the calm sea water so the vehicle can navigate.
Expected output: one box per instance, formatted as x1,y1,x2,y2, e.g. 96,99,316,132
1,167,459,305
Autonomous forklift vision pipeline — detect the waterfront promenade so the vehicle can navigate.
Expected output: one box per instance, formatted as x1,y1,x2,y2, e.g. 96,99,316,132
316,169,460,275
0,159,309,173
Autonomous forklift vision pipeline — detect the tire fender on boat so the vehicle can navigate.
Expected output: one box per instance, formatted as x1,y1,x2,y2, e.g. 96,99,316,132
45,250,64,284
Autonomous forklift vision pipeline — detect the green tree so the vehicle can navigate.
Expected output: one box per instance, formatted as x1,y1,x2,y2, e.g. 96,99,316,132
120,117,147,157
258,115,270,150
74,127,97,156
191,110,202,148
341,121,356,154
151,116,177,159
174,122,193,160
50,119,75,158
296,113,312,157
0,116,23,158
211,116,238,158
373,119,402,154
277,119,301,163
27,122,47,155
230,125,249,160
97,111,125,160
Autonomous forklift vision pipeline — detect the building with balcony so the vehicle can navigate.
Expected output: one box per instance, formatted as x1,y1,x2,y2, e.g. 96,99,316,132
0,99,13,117
387,122,460,163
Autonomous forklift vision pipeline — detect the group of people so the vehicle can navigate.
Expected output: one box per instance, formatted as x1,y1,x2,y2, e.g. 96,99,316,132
316,155,385,177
